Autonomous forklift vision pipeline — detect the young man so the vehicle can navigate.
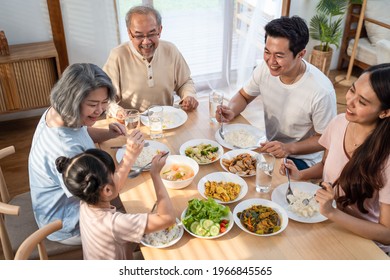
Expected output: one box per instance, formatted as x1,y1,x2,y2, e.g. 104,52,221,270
218,16,337,170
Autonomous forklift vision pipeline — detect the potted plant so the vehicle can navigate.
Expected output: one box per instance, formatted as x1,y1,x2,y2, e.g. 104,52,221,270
309,0,350,76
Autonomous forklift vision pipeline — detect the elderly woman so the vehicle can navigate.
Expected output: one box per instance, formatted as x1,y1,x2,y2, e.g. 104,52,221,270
28,63,145,245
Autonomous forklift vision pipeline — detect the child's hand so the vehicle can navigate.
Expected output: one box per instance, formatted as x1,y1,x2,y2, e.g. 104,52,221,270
150,152,169,176
125,129,144,158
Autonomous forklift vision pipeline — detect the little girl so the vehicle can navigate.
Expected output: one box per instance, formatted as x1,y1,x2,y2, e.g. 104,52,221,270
56,147,175,260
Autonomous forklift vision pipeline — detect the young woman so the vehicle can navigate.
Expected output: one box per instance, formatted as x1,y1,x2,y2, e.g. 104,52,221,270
282,63,390,254
28,63,145,245
56,149,175,259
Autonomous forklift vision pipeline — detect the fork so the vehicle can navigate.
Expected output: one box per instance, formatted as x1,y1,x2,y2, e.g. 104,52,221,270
284,158,293,204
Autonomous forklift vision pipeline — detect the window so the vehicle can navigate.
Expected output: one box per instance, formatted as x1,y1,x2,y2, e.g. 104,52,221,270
116,0,285,94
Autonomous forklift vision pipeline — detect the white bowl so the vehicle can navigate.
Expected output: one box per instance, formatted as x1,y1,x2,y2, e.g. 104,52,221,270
161,155,199,189
233,198,288,237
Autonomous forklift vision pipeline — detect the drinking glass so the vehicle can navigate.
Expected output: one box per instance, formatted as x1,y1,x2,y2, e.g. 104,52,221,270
209,91,223,123
255,153,275,193
148,105,163,139
124,109,140,135
106,103,126,125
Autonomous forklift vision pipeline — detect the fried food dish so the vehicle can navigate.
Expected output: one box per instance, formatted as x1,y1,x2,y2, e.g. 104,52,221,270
221,153,256,176
204,180,241,202
237,205,281,234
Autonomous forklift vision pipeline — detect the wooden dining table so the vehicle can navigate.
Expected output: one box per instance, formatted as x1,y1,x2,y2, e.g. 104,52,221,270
95,97,389,260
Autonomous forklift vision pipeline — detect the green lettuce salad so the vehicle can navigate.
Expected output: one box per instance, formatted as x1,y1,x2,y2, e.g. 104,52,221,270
182,198,230,229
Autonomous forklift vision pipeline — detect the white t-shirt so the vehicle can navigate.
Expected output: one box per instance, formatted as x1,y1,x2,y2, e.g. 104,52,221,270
243,60,337,166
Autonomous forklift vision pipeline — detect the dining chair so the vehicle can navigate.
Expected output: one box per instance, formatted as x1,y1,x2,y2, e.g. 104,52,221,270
0,145,83,260
14,220,63,260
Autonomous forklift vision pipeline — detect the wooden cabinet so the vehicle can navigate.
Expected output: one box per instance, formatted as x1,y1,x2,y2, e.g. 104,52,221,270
0,41,60,113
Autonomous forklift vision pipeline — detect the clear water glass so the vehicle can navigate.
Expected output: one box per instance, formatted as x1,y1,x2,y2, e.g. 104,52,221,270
148,105,163,139
125,109,140,135
255,153,275,193
209,91,223,123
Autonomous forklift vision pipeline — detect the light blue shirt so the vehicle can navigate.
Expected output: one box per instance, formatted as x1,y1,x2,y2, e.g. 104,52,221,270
28,109,95,241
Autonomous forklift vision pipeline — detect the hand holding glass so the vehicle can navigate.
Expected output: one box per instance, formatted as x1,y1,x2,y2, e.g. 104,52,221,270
125,109,140,135
256,153,275,193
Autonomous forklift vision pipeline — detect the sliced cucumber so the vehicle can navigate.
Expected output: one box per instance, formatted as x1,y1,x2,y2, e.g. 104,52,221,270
202,219,214,230
195,224,207,236
190,221,199,233
209,225,220,236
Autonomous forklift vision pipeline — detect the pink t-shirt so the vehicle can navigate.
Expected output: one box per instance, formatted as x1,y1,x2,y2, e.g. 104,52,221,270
79,201,147,260
319,114,390,252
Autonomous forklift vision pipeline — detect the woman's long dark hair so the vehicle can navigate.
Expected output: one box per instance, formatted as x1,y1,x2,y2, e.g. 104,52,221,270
335,63,390,213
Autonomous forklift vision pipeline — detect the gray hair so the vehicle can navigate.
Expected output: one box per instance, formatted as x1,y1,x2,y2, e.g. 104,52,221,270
50,63,116,128
125,5,162,29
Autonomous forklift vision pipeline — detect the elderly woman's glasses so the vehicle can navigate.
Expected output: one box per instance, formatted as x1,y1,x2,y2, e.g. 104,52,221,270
129,30,159,41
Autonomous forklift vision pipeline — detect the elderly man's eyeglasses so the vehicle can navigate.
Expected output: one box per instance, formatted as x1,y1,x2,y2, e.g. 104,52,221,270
129,30,160,41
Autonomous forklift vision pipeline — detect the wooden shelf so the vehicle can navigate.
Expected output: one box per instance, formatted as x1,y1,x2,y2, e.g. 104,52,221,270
0,41,60,114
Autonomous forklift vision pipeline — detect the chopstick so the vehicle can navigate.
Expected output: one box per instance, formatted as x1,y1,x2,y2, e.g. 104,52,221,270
110,146,124,149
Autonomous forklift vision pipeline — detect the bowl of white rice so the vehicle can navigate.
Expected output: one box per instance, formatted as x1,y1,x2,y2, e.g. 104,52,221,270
141,219,183,248
116,140,170,170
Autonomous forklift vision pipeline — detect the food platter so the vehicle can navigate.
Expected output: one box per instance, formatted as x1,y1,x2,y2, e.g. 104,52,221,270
140,106,188,129
214,123,266,150
219,149,258,177
197,172,248,204
233,198,288,236
271,182,328,223
140,218,184,248
115,140,170,171
179,138,224,165
181,208,234,239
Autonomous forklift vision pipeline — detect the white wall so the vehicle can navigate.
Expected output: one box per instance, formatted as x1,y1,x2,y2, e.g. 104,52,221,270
0,0,118,68
290,0,343,70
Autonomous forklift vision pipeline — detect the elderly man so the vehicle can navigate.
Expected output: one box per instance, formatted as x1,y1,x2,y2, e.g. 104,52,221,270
103,5,198,112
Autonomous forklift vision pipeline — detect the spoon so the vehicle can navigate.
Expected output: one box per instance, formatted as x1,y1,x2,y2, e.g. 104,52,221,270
128,151,169,178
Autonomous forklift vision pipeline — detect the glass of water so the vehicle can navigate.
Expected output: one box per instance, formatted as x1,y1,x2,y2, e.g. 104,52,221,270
255,153,275,193
209,91,223,123
125,109,140,135
148,105,163,139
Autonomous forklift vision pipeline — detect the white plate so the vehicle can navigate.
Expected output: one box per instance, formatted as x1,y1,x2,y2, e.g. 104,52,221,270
179,139,224,165
219,149,258,177
197,172,248,204
140,218,184,249
233,198,288,236
215,123,266,150
181,207,234,239
140,106,188,129
115,140,170,170
271,182,328,223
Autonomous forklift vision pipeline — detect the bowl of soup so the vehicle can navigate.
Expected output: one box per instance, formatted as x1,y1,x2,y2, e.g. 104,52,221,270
161,155,199,189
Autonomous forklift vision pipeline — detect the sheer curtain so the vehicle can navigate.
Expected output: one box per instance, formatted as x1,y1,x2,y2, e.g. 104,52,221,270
115,0,283,98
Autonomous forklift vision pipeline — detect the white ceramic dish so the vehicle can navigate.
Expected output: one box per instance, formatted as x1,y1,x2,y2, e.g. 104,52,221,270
233,198,288,236
181,208,234,239
197,172,248,204
219,149,258,177
115,140,170,171
179,138,224,165
215,123,266,150
271,182,328,223
161,155,199,189
140,218,184,249
140,106,188,129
